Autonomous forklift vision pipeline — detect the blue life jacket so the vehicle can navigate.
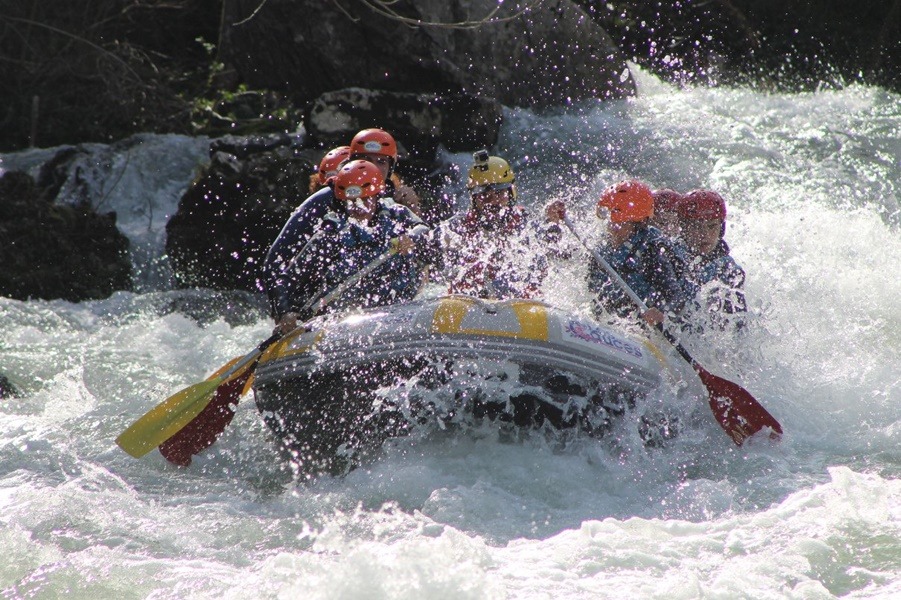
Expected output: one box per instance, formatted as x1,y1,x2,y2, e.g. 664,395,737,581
263,186,337,318
274,200,426,320
684,239,747,327
587,224,690,320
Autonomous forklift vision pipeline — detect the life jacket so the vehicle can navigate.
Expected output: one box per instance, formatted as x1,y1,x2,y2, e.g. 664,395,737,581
263,186,336,318
683,239,747,329
587,224,690,320
277,200,426,319
440,206,548,300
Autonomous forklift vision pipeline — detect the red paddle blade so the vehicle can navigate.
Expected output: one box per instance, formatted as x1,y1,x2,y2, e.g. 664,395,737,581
694,365,783,446
158,368,254,466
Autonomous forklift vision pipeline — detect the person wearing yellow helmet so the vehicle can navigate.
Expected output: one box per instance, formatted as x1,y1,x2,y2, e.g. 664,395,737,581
467,151,518,209
422,150,563,300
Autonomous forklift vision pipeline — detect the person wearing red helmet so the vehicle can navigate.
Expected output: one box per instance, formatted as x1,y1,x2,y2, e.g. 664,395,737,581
308,145,352,194
549,180,690,326
677,189,747,329
348,128,423,217
262,129,426,325
266,160,428,334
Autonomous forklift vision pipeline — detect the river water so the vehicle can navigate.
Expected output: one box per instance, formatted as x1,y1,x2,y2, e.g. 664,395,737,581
1,68,899,599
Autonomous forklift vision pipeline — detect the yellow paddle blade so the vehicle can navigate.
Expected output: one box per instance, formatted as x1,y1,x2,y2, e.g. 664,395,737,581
208,356,243,379
115,377,223,458
241,372,255,396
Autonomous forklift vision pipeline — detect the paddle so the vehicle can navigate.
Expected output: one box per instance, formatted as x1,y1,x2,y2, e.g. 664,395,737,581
562,216,782,445
116,231,423,464
156,333,281,465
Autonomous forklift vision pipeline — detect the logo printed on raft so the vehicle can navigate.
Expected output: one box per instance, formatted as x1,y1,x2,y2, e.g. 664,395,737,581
375,310,417,329
564,320,643,358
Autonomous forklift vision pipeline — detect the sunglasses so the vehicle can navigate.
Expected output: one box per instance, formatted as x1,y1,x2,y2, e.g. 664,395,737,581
470,182,513,196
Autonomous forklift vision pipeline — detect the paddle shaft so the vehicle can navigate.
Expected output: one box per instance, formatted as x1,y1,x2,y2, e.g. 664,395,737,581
151,229,426,463
220,332,281,382
301,224,428,316
562,216,781,444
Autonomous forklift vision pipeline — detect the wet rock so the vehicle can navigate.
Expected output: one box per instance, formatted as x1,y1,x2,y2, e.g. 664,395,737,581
0,374,21,399
219,0,635,109
577,0,900,91
303,87,493,222
0,170,132,301
305,88,503,162
164,137,319,293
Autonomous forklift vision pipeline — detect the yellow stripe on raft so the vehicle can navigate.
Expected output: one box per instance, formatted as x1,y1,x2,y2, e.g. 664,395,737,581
432,297,548,341
260,328,323,363
432,296,475,333
510,301,549,341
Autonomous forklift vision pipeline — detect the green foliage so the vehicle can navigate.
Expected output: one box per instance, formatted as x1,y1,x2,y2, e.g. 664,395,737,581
0,0,221,151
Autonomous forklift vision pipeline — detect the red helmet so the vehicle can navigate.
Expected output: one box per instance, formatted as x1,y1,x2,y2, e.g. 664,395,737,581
652,189,683,213
332,160,386,201
317,146,351,185
349,128,398,162
597,180,654,223
679,189,727,221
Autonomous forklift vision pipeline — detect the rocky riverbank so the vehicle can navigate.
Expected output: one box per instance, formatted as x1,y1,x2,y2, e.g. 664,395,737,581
0,0,897,302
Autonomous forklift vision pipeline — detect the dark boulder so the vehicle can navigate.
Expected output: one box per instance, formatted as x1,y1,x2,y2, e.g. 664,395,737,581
219,0,635,109
303,88,501,216
164,134,318,293
0,170,132,302
305,88,504,162
0,373,21,399
577,0,900,91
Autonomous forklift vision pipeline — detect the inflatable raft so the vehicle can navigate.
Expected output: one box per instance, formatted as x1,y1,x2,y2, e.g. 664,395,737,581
252,295,675,473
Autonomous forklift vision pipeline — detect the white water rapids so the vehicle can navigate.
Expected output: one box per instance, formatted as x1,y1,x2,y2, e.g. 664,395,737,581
1,68,899,598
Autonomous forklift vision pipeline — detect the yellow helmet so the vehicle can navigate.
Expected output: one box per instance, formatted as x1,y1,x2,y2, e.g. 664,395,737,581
467,151,516,200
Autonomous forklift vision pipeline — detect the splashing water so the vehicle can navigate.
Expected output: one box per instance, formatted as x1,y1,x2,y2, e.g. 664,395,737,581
1,70,899,598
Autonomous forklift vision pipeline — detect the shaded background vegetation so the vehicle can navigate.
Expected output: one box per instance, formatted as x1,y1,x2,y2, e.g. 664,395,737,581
1,0,898,153
1,0,221,150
